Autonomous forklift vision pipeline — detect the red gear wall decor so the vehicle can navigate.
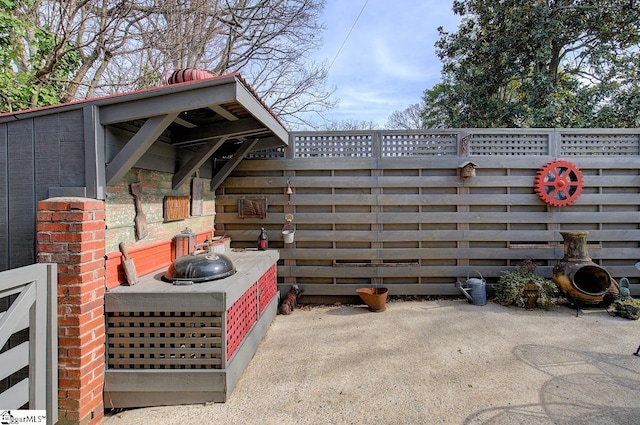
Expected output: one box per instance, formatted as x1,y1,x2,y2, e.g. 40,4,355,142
534,160,584,207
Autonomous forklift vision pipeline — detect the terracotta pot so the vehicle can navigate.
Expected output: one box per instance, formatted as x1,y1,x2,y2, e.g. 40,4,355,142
356,287,388,312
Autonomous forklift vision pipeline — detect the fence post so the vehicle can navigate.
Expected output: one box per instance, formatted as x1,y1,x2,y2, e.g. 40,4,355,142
286,132,295,159
550,128,561,157
36,197,106,425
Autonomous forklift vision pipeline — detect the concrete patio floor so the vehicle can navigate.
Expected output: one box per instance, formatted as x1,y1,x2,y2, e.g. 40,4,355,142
102,299,640,425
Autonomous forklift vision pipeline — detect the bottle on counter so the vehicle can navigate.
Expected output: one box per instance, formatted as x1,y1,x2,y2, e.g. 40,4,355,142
258,227,268,250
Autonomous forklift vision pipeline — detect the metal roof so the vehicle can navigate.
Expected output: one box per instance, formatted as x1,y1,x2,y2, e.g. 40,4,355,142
0,73,288,195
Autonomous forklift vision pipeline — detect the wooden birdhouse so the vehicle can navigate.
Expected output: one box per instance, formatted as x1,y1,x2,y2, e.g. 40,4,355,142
458,161,478,180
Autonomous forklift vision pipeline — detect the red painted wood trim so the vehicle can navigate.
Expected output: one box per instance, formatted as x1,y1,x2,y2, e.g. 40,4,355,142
106,229,217,290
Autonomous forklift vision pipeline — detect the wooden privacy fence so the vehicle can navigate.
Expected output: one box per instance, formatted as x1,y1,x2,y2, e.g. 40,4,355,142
0,263,57,420
214,129,640,296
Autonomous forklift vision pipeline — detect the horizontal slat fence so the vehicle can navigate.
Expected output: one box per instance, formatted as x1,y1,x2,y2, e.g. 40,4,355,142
215,129,640,297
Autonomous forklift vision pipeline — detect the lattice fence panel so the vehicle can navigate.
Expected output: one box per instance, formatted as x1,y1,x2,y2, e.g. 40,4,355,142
258,265,277,315
107,311,223,369
226,283,258,360
294,134,373,157
246,147,286,159
561,133,640,156
468,133,549,155
382,133,457,157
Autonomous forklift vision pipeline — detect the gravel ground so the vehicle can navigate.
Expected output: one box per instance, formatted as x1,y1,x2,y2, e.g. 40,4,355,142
101,299,640,425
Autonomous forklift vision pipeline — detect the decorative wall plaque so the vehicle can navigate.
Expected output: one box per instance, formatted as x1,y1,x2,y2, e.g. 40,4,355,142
238,198,267,219
164,196,190,221
191,178,205,217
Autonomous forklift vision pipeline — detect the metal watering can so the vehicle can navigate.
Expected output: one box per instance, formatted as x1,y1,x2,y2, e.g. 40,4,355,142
459,270,487,306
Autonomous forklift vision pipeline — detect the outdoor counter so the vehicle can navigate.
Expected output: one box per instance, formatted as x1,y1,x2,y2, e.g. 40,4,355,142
104,249,279,408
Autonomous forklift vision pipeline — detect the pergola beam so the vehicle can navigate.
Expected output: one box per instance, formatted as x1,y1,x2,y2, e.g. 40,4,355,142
209,104,239,121
210,139,260,192
106,112,179,186
99,83,236,125
171,136,229,190
172,118,265,146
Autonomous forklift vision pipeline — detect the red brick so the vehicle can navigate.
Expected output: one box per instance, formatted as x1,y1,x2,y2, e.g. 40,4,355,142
58,397,80,410
58,330,101,349
63,280,104,296
59,298,104,316
66,347,83,358
52,211,93,222
58,273,99,285
72,342,105,365
58,377,80,390
58,346,69,358
79,257,105,273
51,232,95,243
62,368,83,381
37,253,53,263
68,200,104,211
91,411,105,425
68,240,105,253
65,252,95,264
52,200,82,211
37,243,67,253
58,411,80,423
38,201,51,214
79,380,104,405
65,388,81,399
36,213,53,224
68,259,105,274
78,400,101,422
36,233,51,242
69,221,105,232
73,339,105,360
88,341,105,358
78,402,101,424
58,337,80,350
62,316,104,337
38,200,70,211
58,315,81,327
45,255,71,265
62,356,82,368
80,356,106,380
58,308,102,327
38,197,106,424
37,222,70,232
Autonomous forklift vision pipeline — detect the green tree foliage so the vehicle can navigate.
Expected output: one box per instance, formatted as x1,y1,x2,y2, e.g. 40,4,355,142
0,0,81,112
423,0,640,128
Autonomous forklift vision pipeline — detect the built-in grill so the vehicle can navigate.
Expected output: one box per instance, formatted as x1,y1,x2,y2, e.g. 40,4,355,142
164,252,236,284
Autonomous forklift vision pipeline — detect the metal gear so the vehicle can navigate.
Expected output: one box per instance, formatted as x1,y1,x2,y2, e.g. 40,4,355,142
534,160,584,207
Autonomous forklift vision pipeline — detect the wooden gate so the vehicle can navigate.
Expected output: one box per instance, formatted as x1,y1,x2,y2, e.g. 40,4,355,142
0,263,57,422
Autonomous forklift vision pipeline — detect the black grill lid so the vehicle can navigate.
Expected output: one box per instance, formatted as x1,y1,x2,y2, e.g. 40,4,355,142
165,252,236,283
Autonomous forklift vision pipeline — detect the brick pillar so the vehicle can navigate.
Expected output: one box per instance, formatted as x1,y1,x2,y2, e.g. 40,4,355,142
36,198,106,425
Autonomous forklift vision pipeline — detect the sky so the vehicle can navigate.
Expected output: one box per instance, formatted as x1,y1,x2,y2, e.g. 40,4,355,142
308,0,461,128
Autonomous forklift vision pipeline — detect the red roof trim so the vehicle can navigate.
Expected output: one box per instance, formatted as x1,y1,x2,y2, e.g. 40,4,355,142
0,72,284,128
